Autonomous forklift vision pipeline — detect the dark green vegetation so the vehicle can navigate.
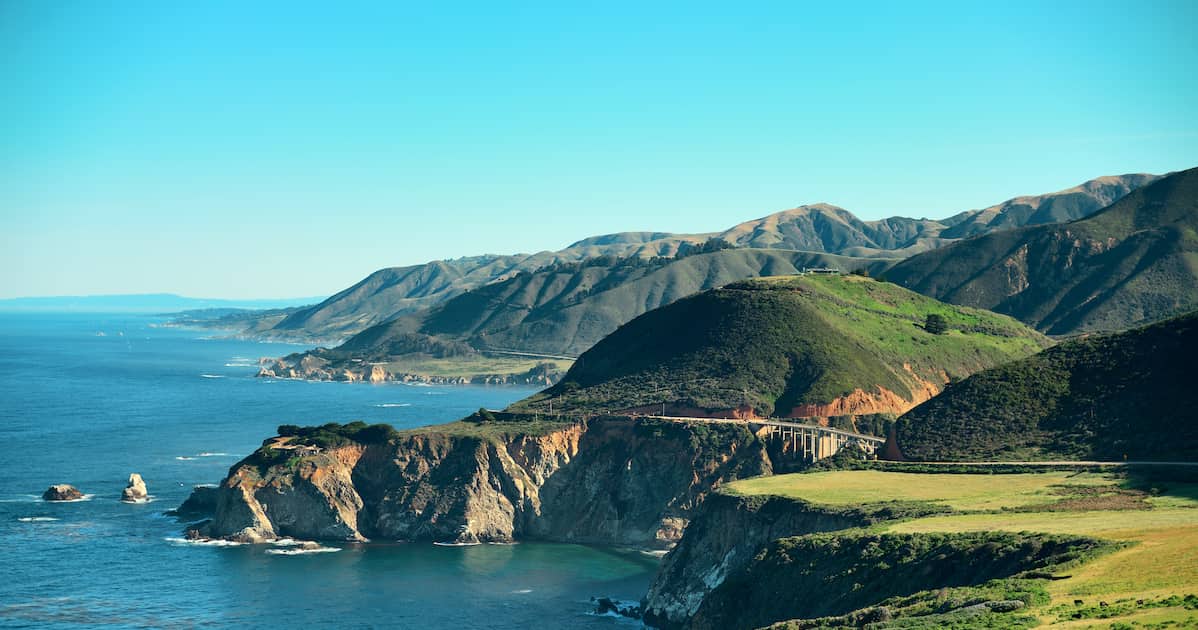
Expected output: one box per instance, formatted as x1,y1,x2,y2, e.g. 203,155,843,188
896,311,1198,462
516,275,1048,420
887,167,1198,336
688,531,1114,630
276,421,401,447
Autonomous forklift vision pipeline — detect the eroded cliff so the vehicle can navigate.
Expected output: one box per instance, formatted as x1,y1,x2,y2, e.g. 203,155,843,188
191,416,775,547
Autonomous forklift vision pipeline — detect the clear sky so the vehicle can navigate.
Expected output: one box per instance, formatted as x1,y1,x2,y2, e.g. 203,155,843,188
2,1,1196,298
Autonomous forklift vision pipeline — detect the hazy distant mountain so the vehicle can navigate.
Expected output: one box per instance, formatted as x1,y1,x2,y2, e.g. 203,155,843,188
0,293,324,313
335,249,895,358
242,172,1158,343
887,168,1198,335
940,173,1160,238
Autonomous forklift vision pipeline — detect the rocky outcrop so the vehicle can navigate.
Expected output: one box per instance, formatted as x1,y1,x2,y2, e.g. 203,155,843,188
190,417,775,547
171,485,219,518
640,494,945,628
120,473,148,502
42,484,83,501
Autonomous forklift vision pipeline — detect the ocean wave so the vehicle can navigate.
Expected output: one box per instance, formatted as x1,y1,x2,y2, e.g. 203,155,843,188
639,549,669,558
17,517,59,522
0,495,43,503
175,456,196,461
43,494,94,503
374,403,411,408
199,374,224,379
164,537,245,547
120,496,155,504
224,363,256,368
511,589,533,594
197,452,229,457
432,541,481,547
265,545,340,555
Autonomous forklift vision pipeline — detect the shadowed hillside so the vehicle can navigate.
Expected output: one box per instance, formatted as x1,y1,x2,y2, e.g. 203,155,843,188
895,311,1198,462
887,167,1198,335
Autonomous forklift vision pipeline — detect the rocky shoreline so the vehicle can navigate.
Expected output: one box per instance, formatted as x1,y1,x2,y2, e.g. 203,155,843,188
184,416,780,547
255,356,562,386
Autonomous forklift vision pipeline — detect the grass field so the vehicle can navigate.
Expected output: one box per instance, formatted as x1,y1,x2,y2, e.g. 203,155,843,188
380,356,573,379
723,470,1116,511
728,469,1198,627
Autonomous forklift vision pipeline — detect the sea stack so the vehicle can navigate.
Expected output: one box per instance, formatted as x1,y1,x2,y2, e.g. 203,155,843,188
43,484,84,501
121,473,148,502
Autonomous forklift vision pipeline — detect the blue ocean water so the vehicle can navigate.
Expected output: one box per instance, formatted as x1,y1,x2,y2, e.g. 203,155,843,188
0,313,656,628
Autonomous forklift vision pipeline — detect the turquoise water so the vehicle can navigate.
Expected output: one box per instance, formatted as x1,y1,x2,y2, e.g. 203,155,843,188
0,313,655,628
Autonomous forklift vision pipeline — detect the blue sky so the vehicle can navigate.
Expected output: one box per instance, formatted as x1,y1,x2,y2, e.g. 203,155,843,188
2,1,1196,298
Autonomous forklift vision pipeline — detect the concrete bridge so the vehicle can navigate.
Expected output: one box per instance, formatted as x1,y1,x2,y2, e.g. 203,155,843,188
644,415,886,462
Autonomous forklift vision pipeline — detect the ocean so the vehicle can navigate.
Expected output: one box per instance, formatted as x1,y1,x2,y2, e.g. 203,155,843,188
0,313,656,628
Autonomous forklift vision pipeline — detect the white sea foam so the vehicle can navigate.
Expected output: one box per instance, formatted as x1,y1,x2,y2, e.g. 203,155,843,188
265,545,340,555
199,374,224,379
374,403,411,408
175,456,196,461
640,550,669,558
17,517,59,522
224,362,256,368
511,589,533,594
197,452,229,457
432,541,481,547
164,537,245,547
0,495,42,503
45,494,94,503
270,538,305,547
120,496,155,504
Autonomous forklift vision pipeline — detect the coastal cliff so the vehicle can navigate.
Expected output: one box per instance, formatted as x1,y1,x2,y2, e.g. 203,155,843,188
640,494,947,628
191,416,775,547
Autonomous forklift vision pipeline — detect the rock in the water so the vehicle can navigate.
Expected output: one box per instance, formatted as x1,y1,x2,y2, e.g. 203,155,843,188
120,473,148,502
42,484,84,501
593,597,642,619
171,485,219,518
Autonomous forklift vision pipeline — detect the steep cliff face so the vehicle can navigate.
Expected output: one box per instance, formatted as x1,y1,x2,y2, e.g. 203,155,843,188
641,494,947,628
193,417,774,548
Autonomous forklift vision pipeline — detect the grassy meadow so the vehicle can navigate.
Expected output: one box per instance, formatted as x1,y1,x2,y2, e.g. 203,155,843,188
729,468,1198,628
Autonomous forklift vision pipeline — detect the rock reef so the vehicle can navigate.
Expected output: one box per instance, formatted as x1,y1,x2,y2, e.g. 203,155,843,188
120,473,148,502
42,484,83,501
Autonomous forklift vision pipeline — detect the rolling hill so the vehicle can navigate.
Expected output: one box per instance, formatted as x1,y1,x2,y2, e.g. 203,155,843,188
886,167,1198,336
894,310,1198,462
512,274,1049,426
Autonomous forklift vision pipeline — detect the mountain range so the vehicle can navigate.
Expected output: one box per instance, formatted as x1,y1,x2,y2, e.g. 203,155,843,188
227,172,1157,345
887,167,1198,335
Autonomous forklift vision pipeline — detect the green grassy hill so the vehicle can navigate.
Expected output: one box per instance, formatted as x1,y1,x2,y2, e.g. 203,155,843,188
895,310,1198,462
514,274,1048,423
887,167,1198,336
